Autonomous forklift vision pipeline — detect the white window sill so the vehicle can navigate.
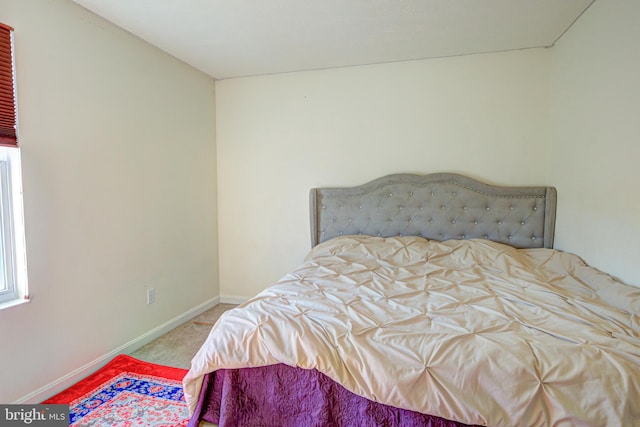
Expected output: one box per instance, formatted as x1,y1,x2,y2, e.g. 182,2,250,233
0,297,30,311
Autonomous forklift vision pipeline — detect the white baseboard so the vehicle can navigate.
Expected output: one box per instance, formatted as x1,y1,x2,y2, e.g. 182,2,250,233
15,296,221,404
219,295,248,305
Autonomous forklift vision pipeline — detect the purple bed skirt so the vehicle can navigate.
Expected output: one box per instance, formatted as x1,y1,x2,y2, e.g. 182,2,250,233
188,364,477,427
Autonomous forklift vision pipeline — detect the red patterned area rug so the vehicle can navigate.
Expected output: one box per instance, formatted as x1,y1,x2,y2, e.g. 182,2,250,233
43,354,190,426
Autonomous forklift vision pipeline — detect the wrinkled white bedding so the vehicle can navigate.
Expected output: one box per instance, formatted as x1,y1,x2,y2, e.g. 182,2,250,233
184,236,640,426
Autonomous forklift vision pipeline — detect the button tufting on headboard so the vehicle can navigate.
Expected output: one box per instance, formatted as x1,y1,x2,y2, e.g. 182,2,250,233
310,173,557,249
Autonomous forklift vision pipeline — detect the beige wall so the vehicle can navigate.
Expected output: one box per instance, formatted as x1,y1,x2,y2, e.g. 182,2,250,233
548,0,640,287
217,2,640,299
0,0,218,403
216,49,552,298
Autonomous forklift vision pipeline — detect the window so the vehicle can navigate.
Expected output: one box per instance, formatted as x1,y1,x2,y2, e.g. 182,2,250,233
0,23,27,308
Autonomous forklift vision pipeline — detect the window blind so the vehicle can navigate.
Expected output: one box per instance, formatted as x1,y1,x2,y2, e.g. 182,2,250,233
0,23,17,147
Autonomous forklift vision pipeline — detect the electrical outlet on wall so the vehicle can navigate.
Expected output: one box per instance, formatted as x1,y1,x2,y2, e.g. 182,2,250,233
147,288,156,305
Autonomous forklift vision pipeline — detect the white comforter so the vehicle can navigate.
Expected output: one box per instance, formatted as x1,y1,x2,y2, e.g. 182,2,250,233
183,236,640,426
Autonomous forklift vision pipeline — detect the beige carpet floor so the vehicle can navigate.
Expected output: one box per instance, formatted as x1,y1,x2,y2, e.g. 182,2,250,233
130,303,236,369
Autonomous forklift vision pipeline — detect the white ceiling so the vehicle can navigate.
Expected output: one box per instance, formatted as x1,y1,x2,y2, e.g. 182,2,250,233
72,0,594,80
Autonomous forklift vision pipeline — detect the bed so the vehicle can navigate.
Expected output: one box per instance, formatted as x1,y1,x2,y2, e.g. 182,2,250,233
183,173,640,426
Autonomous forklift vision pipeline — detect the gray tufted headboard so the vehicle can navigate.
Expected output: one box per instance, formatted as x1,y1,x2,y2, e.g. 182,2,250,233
310,173,557,249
